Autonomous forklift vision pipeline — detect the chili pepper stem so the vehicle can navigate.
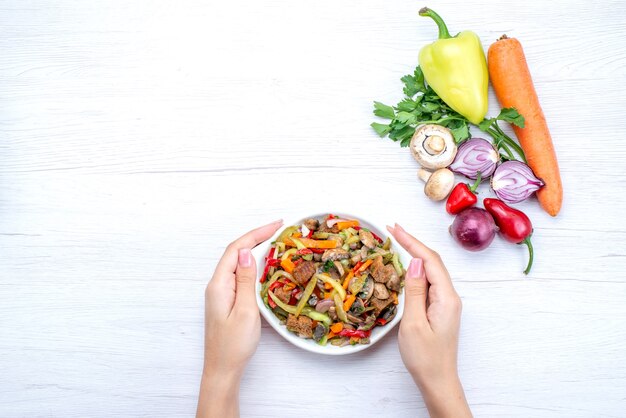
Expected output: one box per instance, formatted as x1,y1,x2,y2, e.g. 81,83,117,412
522,236,534,275
469,171,482,193
419,8,451,39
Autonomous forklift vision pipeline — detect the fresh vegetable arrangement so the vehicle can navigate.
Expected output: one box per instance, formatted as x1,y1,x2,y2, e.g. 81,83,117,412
259,215,404,346
372,7,563,274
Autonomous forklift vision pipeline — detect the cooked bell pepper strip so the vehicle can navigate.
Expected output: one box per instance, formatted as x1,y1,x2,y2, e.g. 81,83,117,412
391,253,403,277
375,318,387,326
281,258,296,274
267,281,286,308
323,292,333,299
316,274,347,300
418,7,489,124
337,329,371,339
336,220,359,230
343,294,356,312
301,307,331,326
333,293,349,323
260,247,278,283
330,322,344,333
342,271,354,290
356,259,373,274
352,261,363,273
295,276,318,317
276,226,298,243
289,287,301,305
353,226,384,244
283,281,296,292
290,237,307,250
284,237,338,249
392,292,398,305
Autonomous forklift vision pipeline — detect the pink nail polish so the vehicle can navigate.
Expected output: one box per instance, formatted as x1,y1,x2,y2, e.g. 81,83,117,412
407,258,424,279
238,248,252,268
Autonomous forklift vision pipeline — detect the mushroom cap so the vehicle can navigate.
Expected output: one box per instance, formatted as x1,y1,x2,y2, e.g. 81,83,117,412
420,168,455,201
410,124,458,170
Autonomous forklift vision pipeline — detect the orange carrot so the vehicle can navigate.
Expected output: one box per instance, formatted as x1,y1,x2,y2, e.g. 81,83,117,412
342,271,355,290
356,259,373,273
336,220,359,230
343,294,356,312
330,322,344,333
488,35,563,216
283,237,338,249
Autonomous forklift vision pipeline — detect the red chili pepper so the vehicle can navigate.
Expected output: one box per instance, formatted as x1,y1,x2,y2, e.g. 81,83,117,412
483,198,534,275
375,318,387,326
259,247,278,283
446,172,482,215
337,329,371,339
353,226,384,243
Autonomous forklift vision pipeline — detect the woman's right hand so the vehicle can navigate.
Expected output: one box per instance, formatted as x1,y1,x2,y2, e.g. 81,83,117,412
387,224,472,418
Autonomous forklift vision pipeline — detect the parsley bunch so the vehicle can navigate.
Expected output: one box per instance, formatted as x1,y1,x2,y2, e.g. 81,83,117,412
371,66,527,162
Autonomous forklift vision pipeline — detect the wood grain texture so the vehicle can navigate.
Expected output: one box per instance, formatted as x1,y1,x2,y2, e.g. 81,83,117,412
1,0,626,417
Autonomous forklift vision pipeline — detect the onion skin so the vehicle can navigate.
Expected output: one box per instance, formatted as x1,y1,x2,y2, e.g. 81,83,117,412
449,138,499,179
491,161,544,204
449,208,497,252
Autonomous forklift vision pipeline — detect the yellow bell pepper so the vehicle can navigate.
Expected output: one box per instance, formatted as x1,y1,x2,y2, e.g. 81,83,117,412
418,8,488,125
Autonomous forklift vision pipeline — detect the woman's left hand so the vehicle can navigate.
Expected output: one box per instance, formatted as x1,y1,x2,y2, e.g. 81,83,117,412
197,220,283,418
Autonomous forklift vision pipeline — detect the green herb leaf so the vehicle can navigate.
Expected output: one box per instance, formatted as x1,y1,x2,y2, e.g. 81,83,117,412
414,67,425,90
396,111,417,125
397,98,417,112
448,120,470,143
323,260,334,272
401,74,419,97
373,101,395,119
497,107,525,128
371,122,391,137
478,118,494,131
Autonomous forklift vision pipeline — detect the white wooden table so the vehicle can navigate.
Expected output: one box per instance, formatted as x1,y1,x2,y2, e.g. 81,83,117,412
2,1,626,416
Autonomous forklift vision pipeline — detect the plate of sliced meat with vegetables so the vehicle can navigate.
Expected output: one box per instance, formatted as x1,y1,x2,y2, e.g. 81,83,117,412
254,213,410,355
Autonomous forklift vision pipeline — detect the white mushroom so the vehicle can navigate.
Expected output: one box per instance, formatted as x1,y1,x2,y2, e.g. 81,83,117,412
418,168,455,201
410,124,458,169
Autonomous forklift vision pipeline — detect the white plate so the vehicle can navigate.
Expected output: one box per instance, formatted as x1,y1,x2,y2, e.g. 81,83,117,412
253,213,410,355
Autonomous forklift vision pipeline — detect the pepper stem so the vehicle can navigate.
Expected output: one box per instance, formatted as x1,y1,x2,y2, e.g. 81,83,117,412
419,7,451,39
522,237,534,275
469,171,482,193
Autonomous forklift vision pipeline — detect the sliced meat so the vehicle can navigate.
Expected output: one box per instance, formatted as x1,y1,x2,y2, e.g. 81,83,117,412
293,260,316,286
371,255,399,286
304,218,319,231
386,272,401,292
318,221,339,234
359,229,377,249
373,283,390,300
286,314,314,338
370,297,393,316
321,248,349,262
274,286,292,304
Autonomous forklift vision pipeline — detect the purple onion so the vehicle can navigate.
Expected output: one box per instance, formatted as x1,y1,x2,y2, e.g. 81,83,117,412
315,299,335,313
448,138,499,179
491,161,544,204
449,208,497,252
